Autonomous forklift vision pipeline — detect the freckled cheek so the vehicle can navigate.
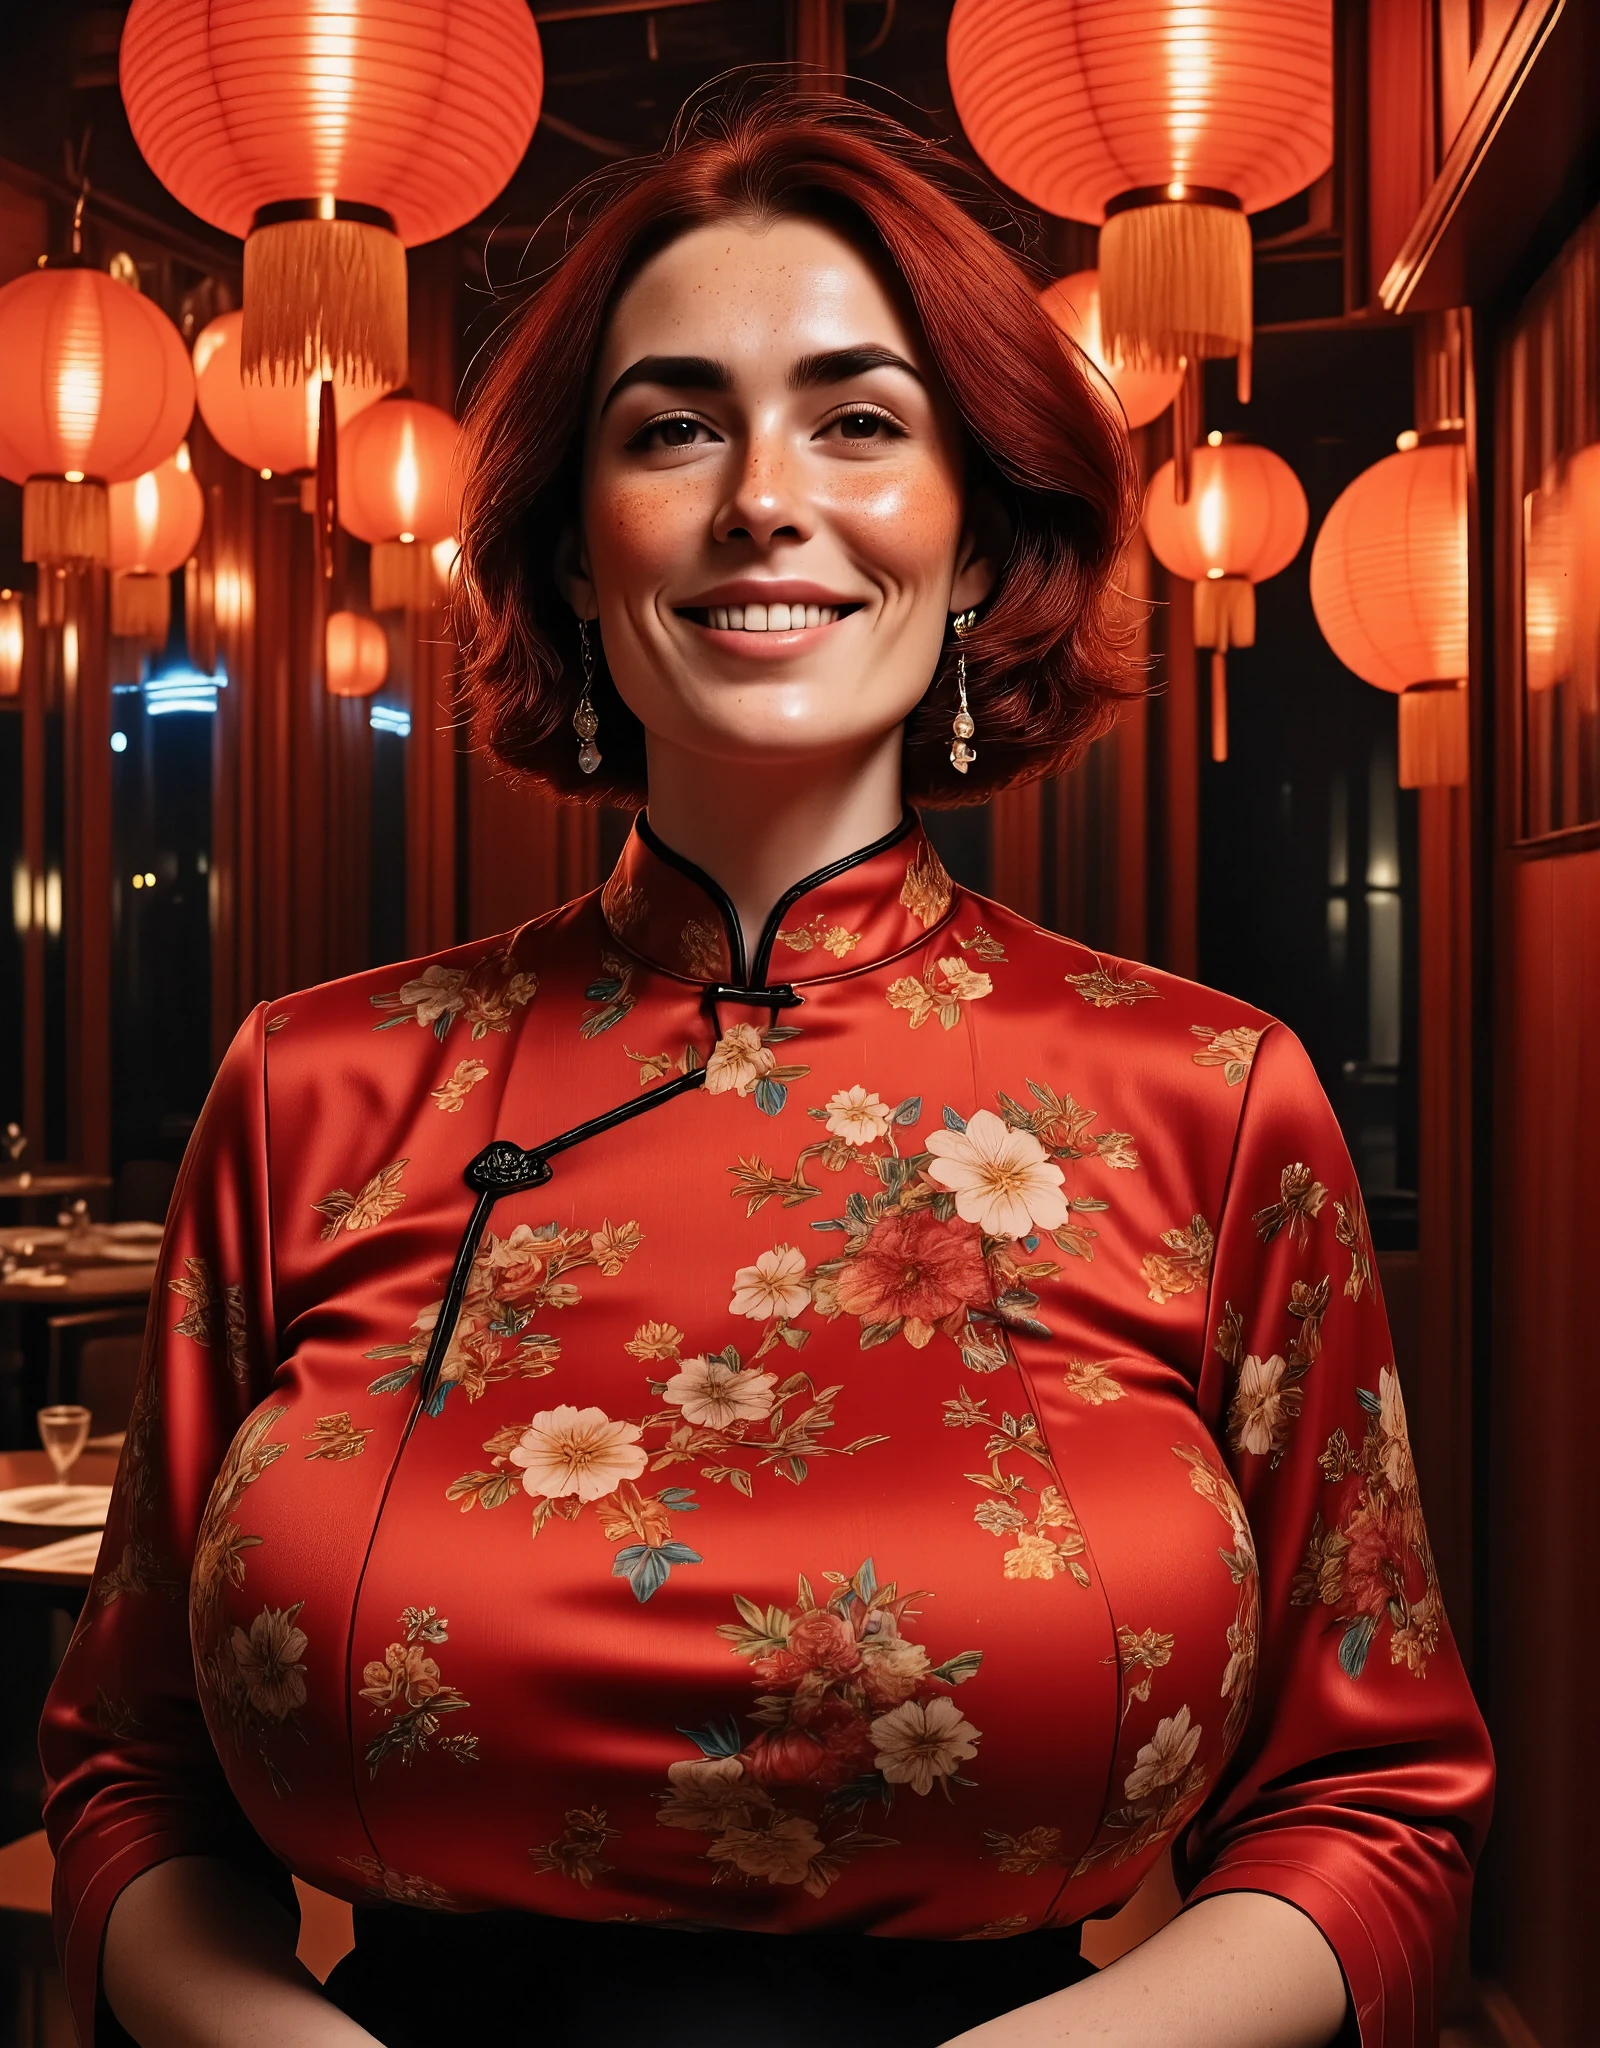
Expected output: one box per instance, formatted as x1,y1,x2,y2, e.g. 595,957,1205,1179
583,476,712,589
821,471,965,587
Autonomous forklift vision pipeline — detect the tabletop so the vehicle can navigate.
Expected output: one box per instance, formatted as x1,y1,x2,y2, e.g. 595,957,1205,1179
0,1173,113,1201
0,1265,155,1307
0,1447,121,1585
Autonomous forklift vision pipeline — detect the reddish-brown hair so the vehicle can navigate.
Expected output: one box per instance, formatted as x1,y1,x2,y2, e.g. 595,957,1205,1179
454,87,1139,805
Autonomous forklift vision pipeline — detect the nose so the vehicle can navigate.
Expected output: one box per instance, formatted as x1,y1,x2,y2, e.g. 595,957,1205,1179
711,420,812,549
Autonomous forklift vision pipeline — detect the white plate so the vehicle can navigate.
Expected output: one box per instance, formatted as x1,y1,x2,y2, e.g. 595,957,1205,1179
104,1222,165,1242
1,1530,104,1576
0,1484,114,1528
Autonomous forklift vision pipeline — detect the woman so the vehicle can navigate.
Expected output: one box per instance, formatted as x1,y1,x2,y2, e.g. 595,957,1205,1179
44,93,1491,2048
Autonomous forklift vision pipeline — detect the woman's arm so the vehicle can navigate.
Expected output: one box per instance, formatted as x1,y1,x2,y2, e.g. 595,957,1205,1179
103,1859,379,2048
946,1893,1347,2048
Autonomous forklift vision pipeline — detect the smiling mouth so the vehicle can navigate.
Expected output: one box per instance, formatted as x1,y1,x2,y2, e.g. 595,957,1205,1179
678,602,862,633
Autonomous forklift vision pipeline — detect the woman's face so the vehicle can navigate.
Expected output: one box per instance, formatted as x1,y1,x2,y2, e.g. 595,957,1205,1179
568,214,996,771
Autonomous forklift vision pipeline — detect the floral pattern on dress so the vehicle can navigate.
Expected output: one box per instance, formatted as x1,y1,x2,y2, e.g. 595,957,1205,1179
1172,1443,1259,1750
1071,1705,1209,1873
601,870,648,939
943,1388,1092,1586
1293,1365,1441,1679
1189,1023,1265,1086
370,948,536,1042
312,1159,407,1239
530,1806,620,1887
365,1216,640,1411
360,1604,479,1776
339,1855,456,1909
1064,962,1158,1008
657,1557,979,1897
303,1412,371,1461
446,1321,887,1602
432,1059,489,1113
1217,1278,1330,1466
1252,1162,1329,1247
1333,1191,1375,1301
169,1256,248,1384
625,1043,700,1086
774,914,861,959
1141,1216,1215,1304
680,919,724,978
581,952,637,1038
190,1408,305,1790
899,845,953,928
705,1022,809,1116
886,957,993,1031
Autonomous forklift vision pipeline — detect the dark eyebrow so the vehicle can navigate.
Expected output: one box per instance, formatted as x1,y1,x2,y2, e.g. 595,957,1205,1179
600,355,730,413
789,345,923,389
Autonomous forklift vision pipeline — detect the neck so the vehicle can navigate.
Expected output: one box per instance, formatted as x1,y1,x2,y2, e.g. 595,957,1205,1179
641,733,905,959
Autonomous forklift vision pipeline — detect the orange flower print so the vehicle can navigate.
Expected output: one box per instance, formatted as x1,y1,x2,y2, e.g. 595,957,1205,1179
831,1211,990,1342
1063,962,1159,1007
1141,1216,1215,1304
431,1059,489,1113
899,844,953,928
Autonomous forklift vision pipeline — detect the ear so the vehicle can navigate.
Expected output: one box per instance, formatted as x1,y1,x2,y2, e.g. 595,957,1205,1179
950,485,1008,614
555,523,599,622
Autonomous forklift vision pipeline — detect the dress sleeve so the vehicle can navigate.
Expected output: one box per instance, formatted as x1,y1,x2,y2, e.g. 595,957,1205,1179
41,1005,293,2046
1176,1022,1494,2048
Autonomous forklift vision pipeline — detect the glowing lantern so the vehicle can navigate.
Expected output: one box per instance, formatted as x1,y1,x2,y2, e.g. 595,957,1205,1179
120,0,543,393
949,1,1333,412
338,399,461,611
1038,271,1184,430
0,589,22,698
1522,444,1600,715
193,311,392,479
1144,434,1308,761
0,263,193,569
325,609,387,697
1310,433,1468,786
107,444,206,641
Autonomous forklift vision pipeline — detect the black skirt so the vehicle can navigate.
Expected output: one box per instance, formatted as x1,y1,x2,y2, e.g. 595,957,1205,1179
323,1907,1092,2048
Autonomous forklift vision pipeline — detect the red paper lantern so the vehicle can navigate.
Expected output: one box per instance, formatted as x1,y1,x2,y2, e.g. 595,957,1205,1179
1039,270,1184,429
1522,443,1600,715
120,0,543,392
1310,435,1468,786
1144,435,1307,761
0,589,22,699
107,444,207,640
949,0,1333,402
193,311,392,477
338,398,461,612
0,264,193,566
325,609,388,698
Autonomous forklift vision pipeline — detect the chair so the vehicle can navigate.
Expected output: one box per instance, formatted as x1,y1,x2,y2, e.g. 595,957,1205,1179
44,1313,146,1435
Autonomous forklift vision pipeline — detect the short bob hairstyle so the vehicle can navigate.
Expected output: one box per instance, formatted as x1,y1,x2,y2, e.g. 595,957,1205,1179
454,88,1138,806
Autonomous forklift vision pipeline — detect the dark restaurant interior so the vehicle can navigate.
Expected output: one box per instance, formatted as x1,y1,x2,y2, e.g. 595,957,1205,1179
0,2,1596,2044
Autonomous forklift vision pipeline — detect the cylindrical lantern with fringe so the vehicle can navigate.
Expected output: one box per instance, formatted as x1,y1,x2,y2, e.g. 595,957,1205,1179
1038,270,1184,430
0,589,22,698
120,0,543,393
0,263,194,567
193,311,393,477
1310,432,1469,787
108,444,206,641
326,610,388,697
1143,435,1307,761
948,0,1333,413
338,398,460,612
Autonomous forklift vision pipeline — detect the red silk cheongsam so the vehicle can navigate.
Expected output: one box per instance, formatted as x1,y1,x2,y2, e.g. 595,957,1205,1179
42,813,1492,2046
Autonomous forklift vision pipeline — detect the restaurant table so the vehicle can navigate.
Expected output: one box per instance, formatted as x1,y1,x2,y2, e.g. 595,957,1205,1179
0,1173,113,1224
0,1254,154,1450
0,1449,120,1845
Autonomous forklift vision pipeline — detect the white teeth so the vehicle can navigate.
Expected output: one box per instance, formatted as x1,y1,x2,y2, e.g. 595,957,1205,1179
702,603,842,630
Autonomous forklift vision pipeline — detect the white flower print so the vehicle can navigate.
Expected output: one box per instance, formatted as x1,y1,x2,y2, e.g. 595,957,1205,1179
870,1696,981,1794
729,1245,811,1322
924,1109,1068,1239
1124,1705,1202,1801
824,1085,893,1147
663,1355,779,1430
509,1405,647,1503
1231,1353,1290,1458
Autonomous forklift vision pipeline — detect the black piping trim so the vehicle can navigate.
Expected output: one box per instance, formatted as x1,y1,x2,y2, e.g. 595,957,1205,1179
633,807,919,990
749,809,917,983
415,1067,706,1411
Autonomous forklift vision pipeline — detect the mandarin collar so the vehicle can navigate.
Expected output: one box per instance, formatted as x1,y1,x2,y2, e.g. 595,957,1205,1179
599,810,958,986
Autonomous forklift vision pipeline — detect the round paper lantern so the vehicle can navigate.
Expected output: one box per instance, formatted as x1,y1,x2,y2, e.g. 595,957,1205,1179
1522,444,1600,715
193,311,392,477
1144,435,1307,760
120,0,543,391
338,398,461,611
0,589,22,698
325,609,388,697
107,444,207,640
1039,270,1184,429
949,0,1333,402
0,264,194,566
1310,434,1468,786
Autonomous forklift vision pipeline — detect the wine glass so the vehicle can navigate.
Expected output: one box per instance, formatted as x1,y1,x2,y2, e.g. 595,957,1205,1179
37,1404,92,1496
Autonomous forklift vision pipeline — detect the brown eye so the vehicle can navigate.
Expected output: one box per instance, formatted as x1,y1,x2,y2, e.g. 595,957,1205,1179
657,418,700,447
838,412,884,440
